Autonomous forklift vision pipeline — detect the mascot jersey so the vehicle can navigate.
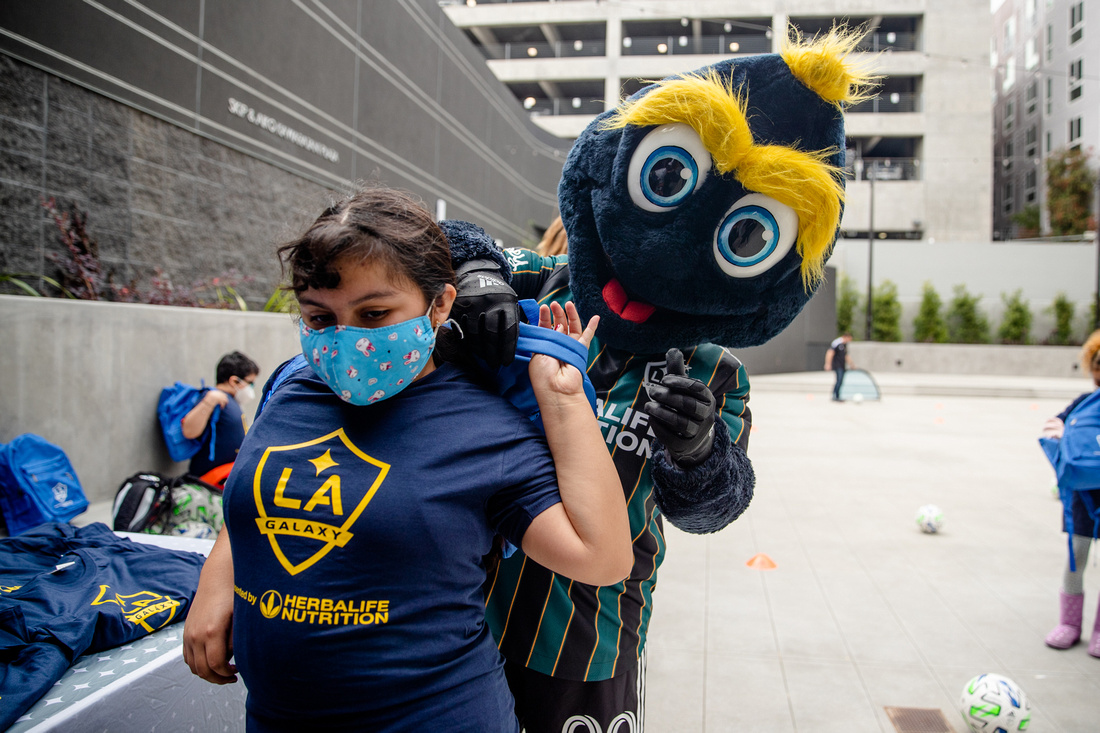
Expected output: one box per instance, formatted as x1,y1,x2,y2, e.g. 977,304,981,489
484,248,751,682
223,361,562,730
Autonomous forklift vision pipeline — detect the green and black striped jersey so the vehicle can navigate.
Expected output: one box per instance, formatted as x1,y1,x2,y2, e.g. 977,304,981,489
484,248,752,681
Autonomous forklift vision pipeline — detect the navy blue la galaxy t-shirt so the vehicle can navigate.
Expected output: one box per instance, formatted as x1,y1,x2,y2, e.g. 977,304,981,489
224,361,561,731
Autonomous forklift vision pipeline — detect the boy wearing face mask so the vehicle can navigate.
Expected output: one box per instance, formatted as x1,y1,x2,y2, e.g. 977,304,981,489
181,350,259,479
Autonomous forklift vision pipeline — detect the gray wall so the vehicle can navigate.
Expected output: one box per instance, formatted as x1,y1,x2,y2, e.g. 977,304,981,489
0,0,570,305
0,281,836,506
0,294,301,504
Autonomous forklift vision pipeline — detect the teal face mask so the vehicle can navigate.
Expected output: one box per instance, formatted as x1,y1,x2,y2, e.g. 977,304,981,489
298,309,436,405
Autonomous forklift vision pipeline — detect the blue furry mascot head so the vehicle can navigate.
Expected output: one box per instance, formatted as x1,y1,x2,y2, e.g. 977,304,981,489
559,29,875,353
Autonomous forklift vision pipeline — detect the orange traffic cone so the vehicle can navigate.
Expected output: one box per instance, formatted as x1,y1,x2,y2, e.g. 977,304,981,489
746,553,776,570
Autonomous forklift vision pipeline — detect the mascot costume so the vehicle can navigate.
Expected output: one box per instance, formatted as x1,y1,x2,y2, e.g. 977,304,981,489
443,28,875,732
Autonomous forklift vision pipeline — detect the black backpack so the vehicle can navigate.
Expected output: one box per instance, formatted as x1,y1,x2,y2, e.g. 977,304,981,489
112,473,171,532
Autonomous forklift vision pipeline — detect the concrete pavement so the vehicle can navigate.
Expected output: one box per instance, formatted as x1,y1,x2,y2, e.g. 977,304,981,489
645,373,1100,732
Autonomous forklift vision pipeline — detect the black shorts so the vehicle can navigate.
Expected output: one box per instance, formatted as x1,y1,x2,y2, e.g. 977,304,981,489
504,651,646,733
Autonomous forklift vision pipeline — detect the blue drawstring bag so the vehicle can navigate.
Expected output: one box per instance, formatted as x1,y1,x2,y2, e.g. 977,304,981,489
157,381,220,463
1040,389,1100,571
0,434,88,535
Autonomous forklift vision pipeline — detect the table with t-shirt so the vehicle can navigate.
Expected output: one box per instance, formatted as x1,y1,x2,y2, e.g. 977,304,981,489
5,531,247,733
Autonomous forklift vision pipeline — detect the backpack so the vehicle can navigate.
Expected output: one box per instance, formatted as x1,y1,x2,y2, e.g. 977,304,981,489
0,434,89,535
112,472,172,533
157,381,220,463
1040,388,1100,570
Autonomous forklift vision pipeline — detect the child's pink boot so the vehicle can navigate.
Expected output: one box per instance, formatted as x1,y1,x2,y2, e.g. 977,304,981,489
1089,596,1100,658
1045,591,1083,649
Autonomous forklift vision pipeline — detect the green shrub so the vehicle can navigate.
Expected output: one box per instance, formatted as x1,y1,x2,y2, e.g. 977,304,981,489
912,281,948,343
946,285,990,343
836,274,860,336
997,290,1032,344
871,280,902,342
1045,293,1076,345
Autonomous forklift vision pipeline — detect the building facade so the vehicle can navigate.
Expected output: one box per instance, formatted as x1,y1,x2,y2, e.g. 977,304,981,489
0,0,569,305
992,0,1098,240
445,0,993,244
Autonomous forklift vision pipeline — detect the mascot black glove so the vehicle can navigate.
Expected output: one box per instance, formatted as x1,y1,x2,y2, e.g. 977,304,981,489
644,348,717,468
452,258,520,368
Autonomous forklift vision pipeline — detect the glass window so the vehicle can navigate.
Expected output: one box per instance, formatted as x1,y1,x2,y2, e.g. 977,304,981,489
1069,117,1082,142
1046,130,1052,152
1003,57,1017,92
1025,38,1039,69
1005,16,1016,48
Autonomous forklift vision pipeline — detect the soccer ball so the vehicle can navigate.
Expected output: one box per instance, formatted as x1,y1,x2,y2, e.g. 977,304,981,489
958,673,1031,732
852,393,864,404
915,504,944,534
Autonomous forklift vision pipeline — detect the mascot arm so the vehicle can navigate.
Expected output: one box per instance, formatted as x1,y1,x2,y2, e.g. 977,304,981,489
439,219,520,368
651,353,754,534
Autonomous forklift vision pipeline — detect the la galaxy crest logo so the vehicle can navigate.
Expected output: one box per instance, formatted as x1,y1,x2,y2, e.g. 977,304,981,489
90,585,181,632
254,428,389,575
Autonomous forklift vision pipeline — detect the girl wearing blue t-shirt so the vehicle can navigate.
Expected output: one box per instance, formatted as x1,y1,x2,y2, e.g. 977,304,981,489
183,188,632,731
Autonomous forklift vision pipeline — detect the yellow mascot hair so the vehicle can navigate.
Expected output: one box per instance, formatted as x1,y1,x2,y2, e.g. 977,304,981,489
600,26,879,288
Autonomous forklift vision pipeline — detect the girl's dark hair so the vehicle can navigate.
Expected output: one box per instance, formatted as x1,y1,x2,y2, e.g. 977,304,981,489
278,187,455,304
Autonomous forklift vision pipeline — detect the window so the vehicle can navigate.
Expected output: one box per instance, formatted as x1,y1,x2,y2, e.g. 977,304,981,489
1026,0,1036,26
1046,130,1052,152
1025,38,1039,70
1026,80,1038,115
1005,99,1015,131
1005,16,1016,49
1046,77,1052,114
1070,59,1083,101
1070,1,1084,44
1004,181,1014,213
1005,139,1015,170
1046,24,1053,60
1026,125,1037,157
1003,57,1016,92
1069,116,1083,143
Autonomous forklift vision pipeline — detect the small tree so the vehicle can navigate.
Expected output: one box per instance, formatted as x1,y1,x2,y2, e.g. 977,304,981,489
836,273,861,336
946,284,990,343
871,280,902,342
1010,204,1041,238
912,281,948,343
1045,292,1076,345
997,289,1032,344
1046,147,1098,236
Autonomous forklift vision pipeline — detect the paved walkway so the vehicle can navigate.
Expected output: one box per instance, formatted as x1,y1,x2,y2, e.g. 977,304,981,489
645,373,1100,732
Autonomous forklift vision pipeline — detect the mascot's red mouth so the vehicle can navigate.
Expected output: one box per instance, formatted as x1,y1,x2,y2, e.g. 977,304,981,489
602,279,656,324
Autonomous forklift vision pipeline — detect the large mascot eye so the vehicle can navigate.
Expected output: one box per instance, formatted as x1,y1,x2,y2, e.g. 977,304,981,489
713,194,799,278
627,123,711,212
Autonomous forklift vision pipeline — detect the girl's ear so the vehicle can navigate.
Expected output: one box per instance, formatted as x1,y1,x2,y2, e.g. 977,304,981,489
433,284,457,327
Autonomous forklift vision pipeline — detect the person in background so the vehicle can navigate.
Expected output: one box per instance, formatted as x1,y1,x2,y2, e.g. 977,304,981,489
535,216,568,258
181,351,259,480
824,332,854,401
1043,330,1100,658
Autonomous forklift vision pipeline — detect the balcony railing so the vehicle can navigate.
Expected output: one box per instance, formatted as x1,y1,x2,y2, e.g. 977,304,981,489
847,92,921,113
524,97,605,115
845,158,921,181
481,39,606,59
853,31,920,53
621,34,771,56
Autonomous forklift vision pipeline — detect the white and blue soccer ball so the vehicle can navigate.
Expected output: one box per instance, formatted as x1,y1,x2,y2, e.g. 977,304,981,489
958,673,1031,732
915,504,944,534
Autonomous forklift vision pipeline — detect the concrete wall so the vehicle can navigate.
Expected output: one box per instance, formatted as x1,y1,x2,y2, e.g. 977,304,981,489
848,340,1084,377
831,238,1098,342
0,1,570,306
0,295,301,504
0,272,836,505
